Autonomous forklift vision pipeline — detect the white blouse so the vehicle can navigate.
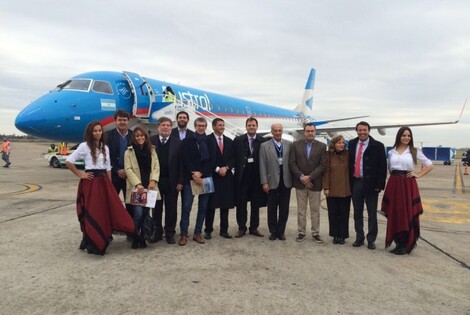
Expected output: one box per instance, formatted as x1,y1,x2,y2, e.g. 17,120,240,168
388,147,432,171
66,142,111,171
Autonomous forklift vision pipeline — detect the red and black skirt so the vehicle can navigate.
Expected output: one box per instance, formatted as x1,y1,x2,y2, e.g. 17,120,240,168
381,170,423,253
76,170,135,255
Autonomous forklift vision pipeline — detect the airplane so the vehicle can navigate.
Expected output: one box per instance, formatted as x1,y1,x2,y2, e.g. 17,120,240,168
14,69,465,143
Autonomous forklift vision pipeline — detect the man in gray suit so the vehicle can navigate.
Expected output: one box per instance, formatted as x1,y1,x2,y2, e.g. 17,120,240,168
259,123,293,241
289,123,327,243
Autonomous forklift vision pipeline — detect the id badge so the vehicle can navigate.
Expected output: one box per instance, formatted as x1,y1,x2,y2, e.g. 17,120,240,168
278,157,283,165
247,157,254,163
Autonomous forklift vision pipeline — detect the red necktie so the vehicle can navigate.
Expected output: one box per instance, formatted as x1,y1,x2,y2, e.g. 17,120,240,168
354,142,364,178
218,136,223,153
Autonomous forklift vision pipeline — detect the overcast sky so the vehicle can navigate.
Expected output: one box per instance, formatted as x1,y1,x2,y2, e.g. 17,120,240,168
1,1,469,147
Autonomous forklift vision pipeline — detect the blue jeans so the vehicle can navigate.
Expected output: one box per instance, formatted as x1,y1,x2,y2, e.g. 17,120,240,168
132,205,149,235
2,152,9,164
179,184,210,236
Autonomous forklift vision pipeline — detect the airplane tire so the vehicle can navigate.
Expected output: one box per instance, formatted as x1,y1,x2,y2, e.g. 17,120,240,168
51,157,61,168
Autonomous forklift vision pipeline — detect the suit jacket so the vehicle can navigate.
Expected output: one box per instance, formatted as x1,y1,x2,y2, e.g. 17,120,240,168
322,150,351,197
181,135,215,184
289,139,327,191
171,127,195,140
106,128,133,177
233,133,267,207
348,136,387,195
150,135,183,189
124,145,160,203
207,133,235,209
259,139,292,189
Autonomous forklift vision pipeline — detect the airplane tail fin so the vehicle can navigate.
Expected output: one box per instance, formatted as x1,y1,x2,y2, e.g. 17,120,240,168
294,68,316,124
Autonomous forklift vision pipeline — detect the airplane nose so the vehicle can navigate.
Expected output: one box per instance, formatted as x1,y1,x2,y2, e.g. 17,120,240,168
15,104,46,135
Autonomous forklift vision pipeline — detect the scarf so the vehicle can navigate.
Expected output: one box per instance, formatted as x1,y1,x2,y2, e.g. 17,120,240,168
132,143,151,187
195,133,209,162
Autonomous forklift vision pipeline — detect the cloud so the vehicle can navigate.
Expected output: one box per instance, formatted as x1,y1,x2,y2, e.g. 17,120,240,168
1,0,469,147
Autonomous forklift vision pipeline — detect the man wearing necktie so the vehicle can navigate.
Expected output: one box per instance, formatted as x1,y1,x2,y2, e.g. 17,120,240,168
348,121,387,250
289,123,327,243
259,123,293,241
149,117,183,245
204,118,235,239
233,117,268,238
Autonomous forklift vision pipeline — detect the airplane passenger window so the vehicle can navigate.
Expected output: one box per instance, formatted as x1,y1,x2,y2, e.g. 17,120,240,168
92,81,113,94
61,79,91,91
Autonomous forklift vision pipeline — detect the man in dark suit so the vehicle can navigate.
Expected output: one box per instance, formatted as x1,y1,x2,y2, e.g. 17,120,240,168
348,121,387,250
150,117,183,245
179,117,215,246
204,118,235,239
171,111,195,140
233,117,267,238
259,123,293,241
289,123,327,243
106,109,133,202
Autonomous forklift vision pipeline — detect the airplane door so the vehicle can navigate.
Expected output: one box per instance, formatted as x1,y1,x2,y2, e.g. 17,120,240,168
123,71,155,117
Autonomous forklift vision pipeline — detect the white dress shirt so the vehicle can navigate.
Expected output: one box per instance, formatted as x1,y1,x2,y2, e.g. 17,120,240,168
388,147,432,171
66,142,111,170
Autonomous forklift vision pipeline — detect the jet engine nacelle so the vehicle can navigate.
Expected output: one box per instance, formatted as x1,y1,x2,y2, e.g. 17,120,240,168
378,128,386,135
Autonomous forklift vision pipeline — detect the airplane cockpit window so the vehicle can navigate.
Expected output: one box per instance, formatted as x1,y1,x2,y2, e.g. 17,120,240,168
92,80,113,95
58,79,91,91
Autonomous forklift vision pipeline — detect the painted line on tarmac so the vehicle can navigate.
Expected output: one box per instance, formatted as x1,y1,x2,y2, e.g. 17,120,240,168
454,164,465,194
0,183,42,197
0,202,75,224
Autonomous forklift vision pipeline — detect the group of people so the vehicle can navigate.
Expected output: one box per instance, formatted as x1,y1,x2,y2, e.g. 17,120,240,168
65,109,433,257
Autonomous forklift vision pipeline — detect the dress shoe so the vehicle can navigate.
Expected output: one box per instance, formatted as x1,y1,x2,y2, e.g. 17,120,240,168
204,233,212,240
249,229,264,237
352,240,364,247
394,245,407,255
333,237,338,244
269,233,277,241
367,242,376,250
337,238,345,245
219,232,233,239
140,238,147,248
149,233,163,243
79,238,88,250
166,235,176,244
178,236,188,246
193,234,205,244
235,229,246,238
278,234,286,241
131,239,139,249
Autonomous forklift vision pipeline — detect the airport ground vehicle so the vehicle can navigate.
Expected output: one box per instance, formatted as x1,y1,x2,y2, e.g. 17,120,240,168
44,151,84,168
421,147,456,165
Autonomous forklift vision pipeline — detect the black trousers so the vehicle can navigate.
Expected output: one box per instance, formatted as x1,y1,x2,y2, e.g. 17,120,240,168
352,179,378,243
327,196,351,239
153,183,178,237
205,208,229,234
267,179,291,236
236,171,261,232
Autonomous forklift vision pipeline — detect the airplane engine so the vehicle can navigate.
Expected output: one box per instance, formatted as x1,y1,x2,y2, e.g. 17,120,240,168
327,131,338,137
378,128,386,135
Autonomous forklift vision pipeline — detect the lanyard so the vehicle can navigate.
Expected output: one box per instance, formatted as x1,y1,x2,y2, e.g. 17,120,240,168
273,140,283,158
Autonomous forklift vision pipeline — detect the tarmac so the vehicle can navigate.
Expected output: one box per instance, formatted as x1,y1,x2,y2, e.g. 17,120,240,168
0,142,469,315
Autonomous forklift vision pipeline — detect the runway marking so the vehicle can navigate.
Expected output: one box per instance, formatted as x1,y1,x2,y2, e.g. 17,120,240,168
421,199,470,224
0,183,42,197
454,164,464,194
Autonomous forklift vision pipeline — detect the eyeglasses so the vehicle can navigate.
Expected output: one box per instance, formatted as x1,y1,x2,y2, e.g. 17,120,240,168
196,124,207,127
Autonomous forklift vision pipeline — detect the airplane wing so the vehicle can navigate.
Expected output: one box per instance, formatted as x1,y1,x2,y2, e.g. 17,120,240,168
316,100,466,135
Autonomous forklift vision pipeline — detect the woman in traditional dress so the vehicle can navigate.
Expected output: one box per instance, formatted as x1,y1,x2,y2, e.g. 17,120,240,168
124,127,160,249
322,135,351,245
381,126,433,255
65,121,135,255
